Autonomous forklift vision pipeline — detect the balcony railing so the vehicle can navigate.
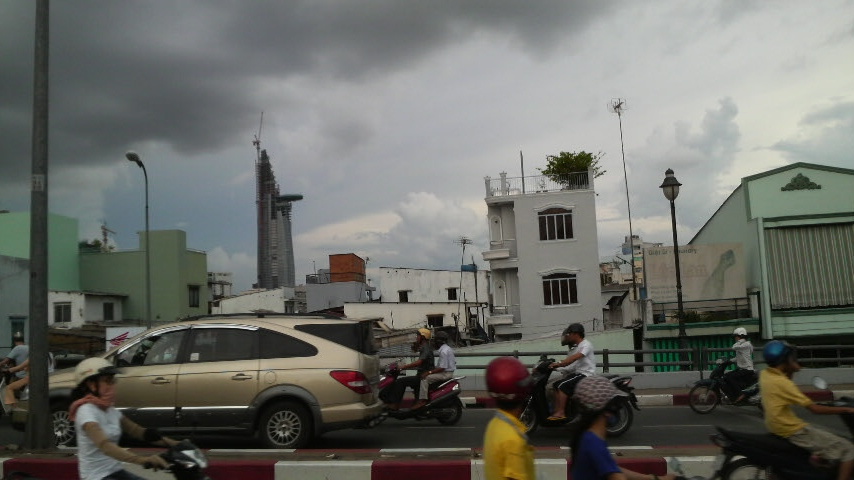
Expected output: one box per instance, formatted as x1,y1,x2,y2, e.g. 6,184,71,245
484,171,591,198
651,297,751,324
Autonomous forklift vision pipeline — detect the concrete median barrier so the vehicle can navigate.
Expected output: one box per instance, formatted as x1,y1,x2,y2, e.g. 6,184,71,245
0,450,671,480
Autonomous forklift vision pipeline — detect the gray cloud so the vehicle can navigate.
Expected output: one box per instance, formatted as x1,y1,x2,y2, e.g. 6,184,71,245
2,1,852,292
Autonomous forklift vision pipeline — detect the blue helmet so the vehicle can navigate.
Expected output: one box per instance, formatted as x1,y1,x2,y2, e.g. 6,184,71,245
763,340,795,367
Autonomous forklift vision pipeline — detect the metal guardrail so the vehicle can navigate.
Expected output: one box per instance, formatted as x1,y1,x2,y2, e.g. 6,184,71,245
381,344,854,375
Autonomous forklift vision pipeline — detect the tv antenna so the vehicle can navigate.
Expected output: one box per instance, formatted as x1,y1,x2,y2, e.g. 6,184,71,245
453,236,473,334
100,221,116,252
608,98,638,302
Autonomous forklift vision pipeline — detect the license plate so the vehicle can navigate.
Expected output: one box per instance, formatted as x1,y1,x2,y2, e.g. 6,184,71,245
711,454,726,473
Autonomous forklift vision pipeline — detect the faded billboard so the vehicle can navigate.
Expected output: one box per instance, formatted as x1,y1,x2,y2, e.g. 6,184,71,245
644,243,746,302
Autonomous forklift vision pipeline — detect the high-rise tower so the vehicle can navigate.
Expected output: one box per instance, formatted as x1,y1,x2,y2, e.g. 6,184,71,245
255,149,302,289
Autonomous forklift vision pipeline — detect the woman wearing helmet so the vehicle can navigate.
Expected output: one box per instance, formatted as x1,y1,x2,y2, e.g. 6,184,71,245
380,328,434,411
721,327,756,404
70,357,177,480
569,376,681,480
759,340,854,480
482,356,535,480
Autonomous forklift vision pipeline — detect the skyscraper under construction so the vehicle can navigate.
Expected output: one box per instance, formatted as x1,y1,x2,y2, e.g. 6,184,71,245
255,148,302,289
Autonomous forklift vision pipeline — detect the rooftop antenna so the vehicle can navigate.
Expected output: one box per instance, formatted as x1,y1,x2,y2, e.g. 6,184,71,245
608,98,639,303
100,220,116,252
252,111,264,164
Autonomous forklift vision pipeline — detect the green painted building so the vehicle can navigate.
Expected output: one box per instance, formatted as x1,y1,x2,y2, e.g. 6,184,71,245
80,230,209,324
0,212,209,340
690,163,854,342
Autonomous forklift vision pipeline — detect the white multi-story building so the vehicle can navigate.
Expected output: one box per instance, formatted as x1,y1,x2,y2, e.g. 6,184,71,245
482,170,601,340
344,267,490,342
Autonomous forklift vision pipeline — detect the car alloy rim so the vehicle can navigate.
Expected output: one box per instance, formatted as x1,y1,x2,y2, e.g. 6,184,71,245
268,409,301,446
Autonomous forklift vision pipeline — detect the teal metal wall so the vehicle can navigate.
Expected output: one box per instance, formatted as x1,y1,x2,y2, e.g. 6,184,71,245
0,212,80,291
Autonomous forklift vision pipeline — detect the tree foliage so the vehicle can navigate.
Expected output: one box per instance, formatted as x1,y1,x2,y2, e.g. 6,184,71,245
539,151,606,181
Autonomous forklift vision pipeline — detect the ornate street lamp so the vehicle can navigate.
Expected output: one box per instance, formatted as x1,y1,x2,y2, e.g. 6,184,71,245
660,168,688,368
126,151,151,329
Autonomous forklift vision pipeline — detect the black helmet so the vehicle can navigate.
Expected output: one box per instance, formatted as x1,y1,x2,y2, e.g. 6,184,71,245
12,332,24,343
434,331,449,343
561,323,584,345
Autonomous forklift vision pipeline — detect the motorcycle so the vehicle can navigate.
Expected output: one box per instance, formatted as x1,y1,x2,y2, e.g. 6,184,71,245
3,440,212,480
706,377,854,480
688,357,760,414
376,362,465,426
519,355,639,437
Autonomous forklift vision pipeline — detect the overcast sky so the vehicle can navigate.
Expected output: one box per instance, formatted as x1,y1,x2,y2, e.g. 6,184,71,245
2,1,853,293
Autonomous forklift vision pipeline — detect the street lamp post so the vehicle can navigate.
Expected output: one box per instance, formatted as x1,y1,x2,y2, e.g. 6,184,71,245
660,168,689,369
126,151,151,329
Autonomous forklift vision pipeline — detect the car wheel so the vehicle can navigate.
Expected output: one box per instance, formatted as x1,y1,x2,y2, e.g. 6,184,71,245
436,398,463,425
257,401,312,449
52,400,76,447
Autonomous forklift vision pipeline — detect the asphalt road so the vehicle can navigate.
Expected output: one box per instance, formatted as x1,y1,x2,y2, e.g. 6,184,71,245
1,404,848,451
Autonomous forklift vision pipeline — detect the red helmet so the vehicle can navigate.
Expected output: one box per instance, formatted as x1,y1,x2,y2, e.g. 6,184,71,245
485,356,534,401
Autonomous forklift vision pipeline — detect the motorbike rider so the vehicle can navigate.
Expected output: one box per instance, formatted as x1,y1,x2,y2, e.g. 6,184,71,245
412,330,456,410
381,328,434,411
759,340,854,480
548,322,596,421
482,356,536,480
721,327,756,404
70,357,178,480
570,375,681,480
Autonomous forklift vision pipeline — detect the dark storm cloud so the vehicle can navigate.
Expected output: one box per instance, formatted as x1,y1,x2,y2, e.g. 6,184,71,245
0,1,618,190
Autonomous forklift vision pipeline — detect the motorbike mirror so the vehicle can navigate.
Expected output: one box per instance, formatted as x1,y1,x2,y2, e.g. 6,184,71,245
812,376,828,390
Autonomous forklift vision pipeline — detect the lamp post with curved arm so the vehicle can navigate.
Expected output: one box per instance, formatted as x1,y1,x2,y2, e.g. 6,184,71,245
126,151,151,329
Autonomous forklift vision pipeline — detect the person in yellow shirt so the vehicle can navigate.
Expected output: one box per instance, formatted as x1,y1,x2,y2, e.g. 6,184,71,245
482,356,536,480
760,340,854,480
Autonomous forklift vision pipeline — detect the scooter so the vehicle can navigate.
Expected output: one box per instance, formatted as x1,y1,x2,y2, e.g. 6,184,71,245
3,440,212,480
152,440,213,480
706,377,854,480
376,362,465,426
519,355,639,437
688,357,760,414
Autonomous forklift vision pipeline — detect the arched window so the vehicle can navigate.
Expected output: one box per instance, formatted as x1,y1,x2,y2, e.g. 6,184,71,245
542,272,578,306
489,216,503,243
538,207,573,241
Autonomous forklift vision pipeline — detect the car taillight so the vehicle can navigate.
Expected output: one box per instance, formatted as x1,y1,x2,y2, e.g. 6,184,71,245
330,370,372,394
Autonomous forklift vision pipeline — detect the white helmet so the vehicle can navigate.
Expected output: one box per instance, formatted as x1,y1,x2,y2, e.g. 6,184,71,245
74,357,121,386
733,327,747,337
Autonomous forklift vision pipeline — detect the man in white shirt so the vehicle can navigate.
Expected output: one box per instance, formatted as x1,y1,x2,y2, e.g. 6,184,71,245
412,330,456,410
548,323,596,420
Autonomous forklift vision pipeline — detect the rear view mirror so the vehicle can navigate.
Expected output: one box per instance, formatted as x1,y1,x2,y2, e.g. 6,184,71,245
812,376,828,390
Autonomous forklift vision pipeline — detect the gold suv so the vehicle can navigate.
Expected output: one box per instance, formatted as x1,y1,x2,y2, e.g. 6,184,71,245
13,314,383,448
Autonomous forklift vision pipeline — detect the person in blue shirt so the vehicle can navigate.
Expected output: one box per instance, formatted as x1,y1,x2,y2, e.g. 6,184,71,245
569,376,681,480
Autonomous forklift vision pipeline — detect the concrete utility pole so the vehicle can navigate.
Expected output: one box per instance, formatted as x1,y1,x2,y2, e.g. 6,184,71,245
26,0,54,449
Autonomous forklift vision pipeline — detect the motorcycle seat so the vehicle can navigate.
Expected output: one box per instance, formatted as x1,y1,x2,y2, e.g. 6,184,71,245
716,426,811,460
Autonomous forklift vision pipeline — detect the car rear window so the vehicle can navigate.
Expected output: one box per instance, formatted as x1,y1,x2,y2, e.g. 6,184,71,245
295,321,377,355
